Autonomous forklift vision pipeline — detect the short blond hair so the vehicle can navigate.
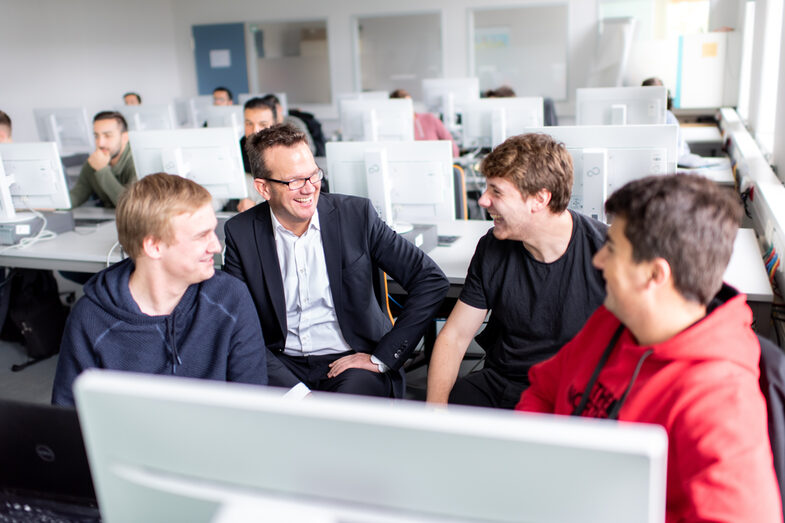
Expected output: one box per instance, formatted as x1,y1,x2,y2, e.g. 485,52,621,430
116,173,211,259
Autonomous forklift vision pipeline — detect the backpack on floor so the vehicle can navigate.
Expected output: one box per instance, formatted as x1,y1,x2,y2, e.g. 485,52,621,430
0,268,69,370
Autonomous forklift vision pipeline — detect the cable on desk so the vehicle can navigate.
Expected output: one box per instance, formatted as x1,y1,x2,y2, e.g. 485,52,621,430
0,201,57,254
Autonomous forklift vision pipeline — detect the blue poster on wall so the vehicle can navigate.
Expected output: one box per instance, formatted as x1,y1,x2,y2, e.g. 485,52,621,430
192,23,249,97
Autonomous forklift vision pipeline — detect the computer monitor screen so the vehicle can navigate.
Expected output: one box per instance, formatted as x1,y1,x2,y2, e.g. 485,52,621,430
421,78,480,130
339,99,414,142
576,86,668,126
237,92,288,115
461,97,545,148
524,125,678,222
117,104,178,131
129,128,247,200
75,370,668,523
326,140,454,225
33,108,93,156
0,142,72,221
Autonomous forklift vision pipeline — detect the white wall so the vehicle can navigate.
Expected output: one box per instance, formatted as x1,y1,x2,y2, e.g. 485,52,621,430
168,0,599,119
1,0,183,142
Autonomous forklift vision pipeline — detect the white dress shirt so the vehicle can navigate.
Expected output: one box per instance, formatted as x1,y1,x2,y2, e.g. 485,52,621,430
271,210,354,357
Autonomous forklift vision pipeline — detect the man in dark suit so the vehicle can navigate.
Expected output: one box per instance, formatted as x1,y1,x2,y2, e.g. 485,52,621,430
223,124,449,398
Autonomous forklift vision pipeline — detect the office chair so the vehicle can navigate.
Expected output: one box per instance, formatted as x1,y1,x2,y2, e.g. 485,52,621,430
758,334,785,518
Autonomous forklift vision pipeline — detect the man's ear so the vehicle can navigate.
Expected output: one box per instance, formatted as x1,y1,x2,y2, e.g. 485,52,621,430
648,257,672,289
254,178,271,200
531,188,552,212
141,235,163,260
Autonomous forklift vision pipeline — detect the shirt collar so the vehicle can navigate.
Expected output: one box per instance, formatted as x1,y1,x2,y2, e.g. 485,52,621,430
270,208,321,239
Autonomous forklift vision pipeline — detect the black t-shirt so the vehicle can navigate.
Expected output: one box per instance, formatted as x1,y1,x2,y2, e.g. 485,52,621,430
459,210,607,382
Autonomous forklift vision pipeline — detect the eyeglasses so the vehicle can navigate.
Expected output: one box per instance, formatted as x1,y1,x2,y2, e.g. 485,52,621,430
264,168,324,191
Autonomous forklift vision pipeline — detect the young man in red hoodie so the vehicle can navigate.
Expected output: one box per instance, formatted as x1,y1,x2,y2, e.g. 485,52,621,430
517,174,782,522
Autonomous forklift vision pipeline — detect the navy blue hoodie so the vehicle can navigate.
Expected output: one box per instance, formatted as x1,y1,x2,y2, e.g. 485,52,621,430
52,258,268,406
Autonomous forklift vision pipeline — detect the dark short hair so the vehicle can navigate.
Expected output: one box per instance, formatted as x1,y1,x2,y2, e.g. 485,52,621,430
93,111,128,133
480,133,573,213
260,93,281,107
0,110,11,131
244,96,277,120
123,92,142,103
487,85,516,98
605,174,742,305
641,77,663,87
389,89,411,99
213,86,233,101
246,123,308,179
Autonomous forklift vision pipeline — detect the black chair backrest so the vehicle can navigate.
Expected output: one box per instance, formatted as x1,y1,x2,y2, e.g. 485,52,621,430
758,334,785,519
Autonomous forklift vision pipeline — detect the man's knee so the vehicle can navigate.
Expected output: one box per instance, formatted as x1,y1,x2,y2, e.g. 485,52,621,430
329,368,391,397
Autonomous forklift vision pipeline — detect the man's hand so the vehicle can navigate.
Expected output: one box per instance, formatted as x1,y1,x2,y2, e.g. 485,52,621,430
237,198,257,212
327,352,378,378
87,149,111,171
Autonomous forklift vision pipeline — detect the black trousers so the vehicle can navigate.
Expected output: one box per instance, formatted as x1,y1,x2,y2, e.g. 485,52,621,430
278,350,393,398
448,367,529,409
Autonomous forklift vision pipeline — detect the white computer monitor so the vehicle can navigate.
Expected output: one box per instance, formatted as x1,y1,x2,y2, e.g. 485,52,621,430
237,92,288,115
421,78,480,131
339,99,414,142
33,107,94,156
117,104,178,132
575,86,668,126
173,96,214,129
202,106,244,138
74,370,668,523
128,128,247,200
326,140,454,226
336,91,390,103
524,125,679,222
461,97,545,149
0,142,72,220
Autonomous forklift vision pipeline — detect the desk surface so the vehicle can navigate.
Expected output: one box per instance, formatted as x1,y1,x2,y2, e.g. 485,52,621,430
0,219,772,303
724,228,773,302
677,156,734,186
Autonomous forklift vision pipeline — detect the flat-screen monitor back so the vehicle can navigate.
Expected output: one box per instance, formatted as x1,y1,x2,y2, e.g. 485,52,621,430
75,370,668,523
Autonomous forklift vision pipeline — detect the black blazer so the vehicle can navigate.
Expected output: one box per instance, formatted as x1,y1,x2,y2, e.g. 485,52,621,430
223,193,449,397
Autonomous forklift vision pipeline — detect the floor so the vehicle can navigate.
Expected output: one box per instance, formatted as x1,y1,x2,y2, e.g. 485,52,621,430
0,339,59,404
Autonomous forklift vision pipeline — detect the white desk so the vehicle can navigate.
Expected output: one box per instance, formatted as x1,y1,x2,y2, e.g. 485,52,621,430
677,157,735,187
0,221,120,273
0,219,772,304
725,228,773,302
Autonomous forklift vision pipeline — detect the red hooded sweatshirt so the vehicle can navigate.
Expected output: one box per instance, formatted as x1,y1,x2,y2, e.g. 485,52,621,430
517,288,782,522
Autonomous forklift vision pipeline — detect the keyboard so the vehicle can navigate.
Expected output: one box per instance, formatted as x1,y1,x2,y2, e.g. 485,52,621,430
0,494,100,523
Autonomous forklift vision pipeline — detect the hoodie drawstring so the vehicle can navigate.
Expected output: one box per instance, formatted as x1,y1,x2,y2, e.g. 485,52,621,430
572,325,654,420
167,314,182,374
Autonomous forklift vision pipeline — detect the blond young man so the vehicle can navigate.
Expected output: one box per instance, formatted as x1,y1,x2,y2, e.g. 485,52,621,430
52,173,271,406
427,133,607,409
